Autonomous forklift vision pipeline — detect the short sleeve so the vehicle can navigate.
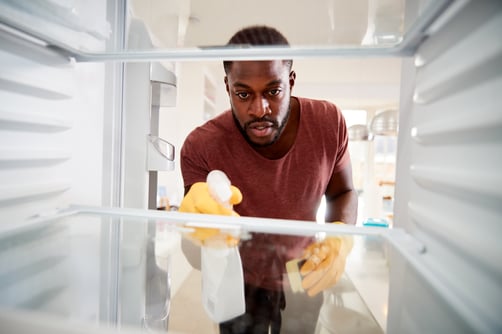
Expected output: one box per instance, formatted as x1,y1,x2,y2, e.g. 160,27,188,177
180,132,210,188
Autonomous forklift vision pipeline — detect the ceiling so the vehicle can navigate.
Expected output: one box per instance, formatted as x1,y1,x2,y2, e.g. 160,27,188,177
131,0,405,112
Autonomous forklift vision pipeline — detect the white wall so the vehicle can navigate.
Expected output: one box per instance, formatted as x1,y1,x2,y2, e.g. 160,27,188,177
158,61,228,206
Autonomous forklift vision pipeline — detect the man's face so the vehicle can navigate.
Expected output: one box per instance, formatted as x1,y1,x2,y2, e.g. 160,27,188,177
225,60,295,147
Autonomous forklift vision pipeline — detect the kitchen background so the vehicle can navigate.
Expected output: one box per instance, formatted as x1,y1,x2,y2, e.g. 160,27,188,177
129,0,403,225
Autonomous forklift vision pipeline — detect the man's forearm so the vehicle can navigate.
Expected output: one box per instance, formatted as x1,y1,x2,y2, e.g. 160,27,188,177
325,189,358,224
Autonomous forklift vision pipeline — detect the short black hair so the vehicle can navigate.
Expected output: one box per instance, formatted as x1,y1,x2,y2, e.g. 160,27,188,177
223,25,292,74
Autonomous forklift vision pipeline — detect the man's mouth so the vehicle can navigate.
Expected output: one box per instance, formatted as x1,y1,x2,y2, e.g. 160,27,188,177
248,121,274,137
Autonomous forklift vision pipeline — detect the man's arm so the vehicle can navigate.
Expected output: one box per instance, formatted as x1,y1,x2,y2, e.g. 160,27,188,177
299,163,357,296
183,185,191,196
324,162,358,225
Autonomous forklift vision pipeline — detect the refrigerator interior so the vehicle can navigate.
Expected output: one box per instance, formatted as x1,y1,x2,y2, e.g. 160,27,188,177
0,0,501,333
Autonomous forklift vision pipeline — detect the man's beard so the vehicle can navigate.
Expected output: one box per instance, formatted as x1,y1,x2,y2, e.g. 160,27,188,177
232,105,291,148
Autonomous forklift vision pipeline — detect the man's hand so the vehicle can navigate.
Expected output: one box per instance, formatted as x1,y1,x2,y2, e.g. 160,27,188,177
300,232,354,297
179,182,242,216
179,182,243,248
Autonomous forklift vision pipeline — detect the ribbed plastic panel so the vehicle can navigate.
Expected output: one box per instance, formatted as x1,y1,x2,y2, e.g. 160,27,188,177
390,1,502,333
0,31,106,224
0,26,109,321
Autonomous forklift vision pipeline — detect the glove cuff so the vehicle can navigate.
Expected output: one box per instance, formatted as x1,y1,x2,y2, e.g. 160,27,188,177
330,221,354,254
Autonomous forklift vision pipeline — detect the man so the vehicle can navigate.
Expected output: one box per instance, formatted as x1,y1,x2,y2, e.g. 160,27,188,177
179,25,358,334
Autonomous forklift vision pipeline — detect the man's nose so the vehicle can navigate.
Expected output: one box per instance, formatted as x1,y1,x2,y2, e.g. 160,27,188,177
249,96,270,118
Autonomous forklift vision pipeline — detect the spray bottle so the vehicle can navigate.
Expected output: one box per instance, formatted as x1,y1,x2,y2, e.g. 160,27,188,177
206,170,233,210
201,170,245,323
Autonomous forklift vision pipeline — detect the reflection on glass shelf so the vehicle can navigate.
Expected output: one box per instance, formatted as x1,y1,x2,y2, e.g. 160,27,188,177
178,0,405,48
0,207,391,333
316,275,384,334
0,0,455,58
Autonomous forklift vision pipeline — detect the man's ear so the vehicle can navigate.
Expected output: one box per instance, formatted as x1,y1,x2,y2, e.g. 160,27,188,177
224,76,229,93
289,70,296,89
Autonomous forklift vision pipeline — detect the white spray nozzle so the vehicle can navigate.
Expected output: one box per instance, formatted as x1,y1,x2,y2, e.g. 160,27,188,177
206,170,232,206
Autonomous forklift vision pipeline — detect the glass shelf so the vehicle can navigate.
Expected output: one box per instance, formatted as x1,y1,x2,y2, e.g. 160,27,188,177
0,205,395,333
0,0,457,61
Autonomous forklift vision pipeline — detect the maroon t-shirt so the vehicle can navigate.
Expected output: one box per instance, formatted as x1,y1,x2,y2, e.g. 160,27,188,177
181,96,350,290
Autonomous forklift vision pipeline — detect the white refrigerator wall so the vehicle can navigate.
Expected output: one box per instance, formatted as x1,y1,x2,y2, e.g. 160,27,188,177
390,1,502,333
0,29,111,324
0,34,106,224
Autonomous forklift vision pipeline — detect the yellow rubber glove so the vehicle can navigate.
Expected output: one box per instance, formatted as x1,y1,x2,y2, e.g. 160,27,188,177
179,182,243,247
300,224,354,297
179,182,242,216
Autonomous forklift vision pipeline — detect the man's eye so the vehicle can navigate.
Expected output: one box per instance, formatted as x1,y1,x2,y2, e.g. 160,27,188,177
268,89,281,96
236,92,249,99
